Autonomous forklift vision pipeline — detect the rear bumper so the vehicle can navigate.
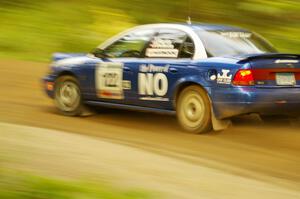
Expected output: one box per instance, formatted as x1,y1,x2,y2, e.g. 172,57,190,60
42,74,56,98
212,87,300,119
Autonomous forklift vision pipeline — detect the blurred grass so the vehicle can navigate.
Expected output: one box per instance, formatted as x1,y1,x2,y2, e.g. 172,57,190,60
0,0,299,62
0,170,153,199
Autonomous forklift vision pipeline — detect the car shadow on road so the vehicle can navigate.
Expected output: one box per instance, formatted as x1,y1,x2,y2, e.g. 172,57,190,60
232,114,300,128
45,105,300,135
93,107,181,131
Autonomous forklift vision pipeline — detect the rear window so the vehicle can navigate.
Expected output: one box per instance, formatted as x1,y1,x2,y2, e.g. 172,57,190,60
197,31,277,57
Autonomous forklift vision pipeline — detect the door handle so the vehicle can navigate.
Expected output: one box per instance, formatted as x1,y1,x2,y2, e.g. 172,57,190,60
123,66,131,72
169,67,178,73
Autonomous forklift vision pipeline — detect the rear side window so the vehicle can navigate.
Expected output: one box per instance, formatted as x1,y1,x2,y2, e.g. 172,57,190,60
197,31,277,57
144,29,194,59
104,29,155,58
179,36,195,58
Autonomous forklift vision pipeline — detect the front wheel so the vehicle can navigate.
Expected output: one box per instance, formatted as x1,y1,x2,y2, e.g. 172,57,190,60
176,85,212,134
54,75,84,116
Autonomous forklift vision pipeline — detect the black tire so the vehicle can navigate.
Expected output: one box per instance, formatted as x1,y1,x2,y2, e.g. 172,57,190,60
176,85,212,134
54,75,84,116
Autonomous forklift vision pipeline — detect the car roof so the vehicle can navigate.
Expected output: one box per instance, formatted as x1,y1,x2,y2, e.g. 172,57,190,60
139,23,249,32
189,23,249,32
98,22,250,60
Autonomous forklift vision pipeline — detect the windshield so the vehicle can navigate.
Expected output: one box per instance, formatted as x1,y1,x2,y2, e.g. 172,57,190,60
197,31,277,57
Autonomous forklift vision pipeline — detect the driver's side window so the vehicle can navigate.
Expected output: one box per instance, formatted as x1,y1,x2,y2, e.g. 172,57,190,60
104,29,155,58
144,29,195,59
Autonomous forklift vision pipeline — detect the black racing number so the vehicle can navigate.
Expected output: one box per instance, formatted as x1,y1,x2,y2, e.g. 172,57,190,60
103,73,118,87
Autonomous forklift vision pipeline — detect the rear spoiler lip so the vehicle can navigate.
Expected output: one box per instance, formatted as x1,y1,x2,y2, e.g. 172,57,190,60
234,53,300,64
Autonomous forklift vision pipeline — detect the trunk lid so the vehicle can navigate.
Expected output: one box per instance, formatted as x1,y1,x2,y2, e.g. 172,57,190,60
237,53,300,87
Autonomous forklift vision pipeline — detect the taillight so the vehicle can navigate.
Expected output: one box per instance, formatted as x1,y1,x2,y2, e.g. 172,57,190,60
232,69,255,86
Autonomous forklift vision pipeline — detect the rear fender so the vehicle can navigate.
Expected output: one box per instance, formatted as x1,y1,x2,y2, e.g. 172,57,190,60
172,76,231,131
172,75,212,106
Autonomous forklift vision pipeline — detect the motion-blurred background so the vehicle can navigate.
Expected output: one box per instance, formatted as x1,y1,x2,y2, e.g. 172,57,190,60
1,1,300,199
0,0,299,62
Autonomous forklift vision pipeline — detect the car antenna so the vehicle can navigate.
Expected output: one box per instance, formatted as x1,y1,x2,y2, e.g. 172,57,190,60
187,0,192,25
187,16,192,25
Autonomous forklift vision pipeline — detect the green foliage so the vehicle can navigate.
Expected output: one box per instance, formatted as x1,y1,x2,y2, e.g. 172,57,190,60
0,170,153,199
0,0,299,61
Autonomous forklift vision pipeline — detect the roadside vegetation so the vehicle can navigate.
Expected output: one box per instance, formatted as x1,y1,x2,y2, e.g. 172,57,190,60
0,0,299,61
0,170,153,199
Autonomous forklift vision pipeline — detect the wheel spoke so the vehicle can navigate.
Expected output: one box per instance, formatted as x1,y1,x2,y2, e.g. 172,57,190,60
177,86,211,133
56,81,80,112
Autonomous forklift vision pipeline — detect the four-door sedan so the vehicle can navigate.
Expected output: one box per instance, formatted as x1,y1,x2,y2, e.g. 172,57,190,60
43,23,300,133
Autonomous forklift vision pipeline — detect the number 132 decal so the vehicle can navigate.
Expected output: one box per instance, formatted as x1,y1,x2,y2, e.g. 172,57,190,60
95,62,124,99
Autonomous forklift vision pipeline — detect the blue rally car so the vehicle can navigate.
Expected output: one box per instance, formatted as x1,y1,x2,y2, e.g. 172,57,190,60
43,23,300,133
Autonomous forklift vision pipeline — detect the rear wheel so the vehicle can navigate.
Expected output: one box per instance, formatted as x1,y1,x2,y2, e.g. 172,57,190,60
54,75,84,116
176,85,212,134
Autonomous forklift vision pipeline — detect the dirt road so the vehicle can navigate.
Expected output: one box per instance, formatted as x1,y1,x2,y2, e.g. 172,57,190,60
0,60,299,198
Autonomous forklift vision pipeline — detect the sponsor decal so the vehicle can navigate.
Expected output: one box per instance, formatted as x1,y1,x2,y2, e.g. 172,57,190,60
145,48,179,58
145,37,179,58
149,37,174,49
220,32,252,38
217,69,232,84
122,80,131,90
275,59,299,64
95,62,124,99
138,64,169,101
139,64,169,73
139,97,169,101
